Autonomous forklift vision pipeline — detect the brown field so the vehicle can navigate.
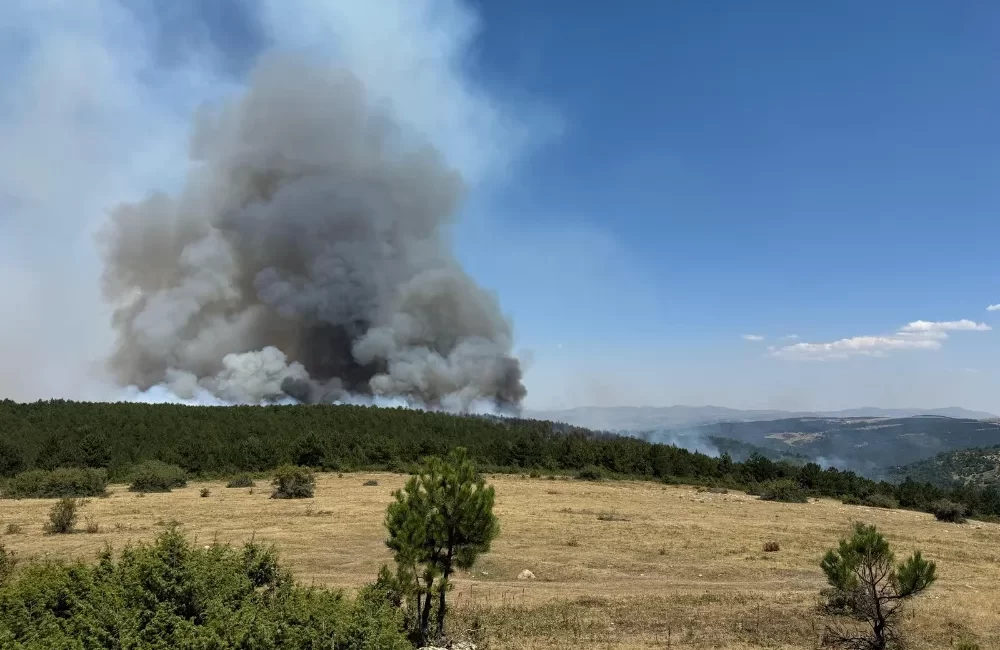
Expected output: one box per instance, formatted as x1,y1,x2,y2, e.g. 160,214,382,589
2,473,999,649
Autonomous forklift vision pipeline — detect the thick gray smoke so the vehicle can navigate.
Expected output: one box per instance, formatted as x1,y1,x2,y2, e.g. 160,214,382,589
97,54,525,412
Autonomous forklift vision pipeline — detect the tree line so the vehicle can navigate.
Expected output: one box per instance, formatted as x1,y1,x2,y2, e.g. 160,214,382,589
2,399,999,519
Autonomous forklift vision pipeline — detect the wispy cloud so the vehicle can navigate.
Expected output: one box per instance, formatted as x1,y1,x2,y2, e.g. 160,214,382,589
897,319,991,336
988,304,1000,312
781,334,799,340
771,319,991,361
742,334,764,342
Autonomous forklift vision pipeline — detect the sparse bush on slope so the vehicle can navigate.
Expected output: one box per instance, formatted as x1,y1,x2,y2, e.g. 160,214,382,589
575,466,604,481
2,468,108,499
271,465,315,499
128,461,187,493
45,498,82,534
932,499,967,523
758,479,808,503
841,493,898,509
225,474,255,488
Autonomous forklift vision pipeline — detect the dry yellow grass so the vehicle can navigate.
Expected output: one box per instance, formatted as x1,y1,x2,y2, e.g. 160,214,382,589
2,473,999,649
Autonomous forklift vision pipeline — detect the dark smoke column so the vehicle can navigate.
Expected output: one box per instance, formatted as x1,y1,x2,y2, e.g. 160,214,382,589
97,54,525,412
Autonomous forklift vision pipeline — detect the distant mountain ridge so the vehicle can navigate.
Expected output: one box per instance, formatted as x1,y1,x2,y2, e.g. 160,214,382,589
524,405,998,431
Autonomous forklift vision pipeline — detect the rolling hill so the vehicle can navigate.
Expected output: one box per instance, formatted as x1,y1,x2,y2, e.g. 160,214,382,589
890,445,1000,489
669,416,1000,475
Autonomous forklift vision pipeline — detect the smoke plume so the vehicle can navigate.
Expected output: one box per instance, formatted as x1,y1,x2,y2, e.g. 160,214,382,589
97,54,525,411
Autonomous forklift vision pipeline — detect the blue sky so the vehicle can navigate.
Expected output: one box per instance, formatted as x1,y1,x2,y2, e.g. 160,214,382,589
1,1,997,412
461,0,1000,411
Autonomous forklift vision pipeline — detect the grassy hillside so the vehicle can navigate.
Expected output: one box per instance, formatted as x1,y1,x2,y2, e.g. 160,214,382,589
890,445,1000,488
1,473,996,649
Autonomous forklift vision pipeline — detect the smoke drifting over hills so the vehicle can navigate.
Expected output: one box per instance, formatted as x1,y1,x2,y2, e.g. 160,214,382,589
98,55,525,411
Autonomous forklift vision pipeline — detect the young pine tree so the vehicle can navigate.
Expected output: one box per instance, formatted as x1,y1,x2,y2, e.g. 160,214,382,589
820,522,936,650
385,448,499,645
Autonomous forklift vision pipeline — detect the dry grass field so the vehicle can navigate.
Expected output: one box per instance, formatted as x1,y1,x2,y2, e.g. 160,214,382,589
2,473,999,649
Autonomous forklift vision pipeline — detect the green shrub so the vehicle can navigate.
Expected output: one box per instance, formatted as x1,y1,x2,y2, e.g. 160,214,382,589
271,465,315,499
200,487,211,498
2,468,108,499
862,493,899,509
45,497,81,534
225,474,255,488
758,479,808,503
575,466,604,481
128,460,187,493
0,527,410,649
363,479,379,486
932,499,967,523
0,543,15,585
842,493,899,509
763,540,780,552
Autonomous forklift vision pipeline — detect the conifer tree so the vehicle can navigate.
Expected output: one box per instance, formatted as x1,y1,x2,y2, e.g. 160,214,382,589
385,447,499,644
820,522,936,650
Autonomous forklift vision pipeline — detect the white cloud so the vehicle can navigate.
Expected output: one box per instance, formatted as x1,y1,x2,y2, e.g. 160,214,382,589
742,334,764,342
898,319,991,335
988,304,1000,312
771,319,991,361
781,334,799,340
